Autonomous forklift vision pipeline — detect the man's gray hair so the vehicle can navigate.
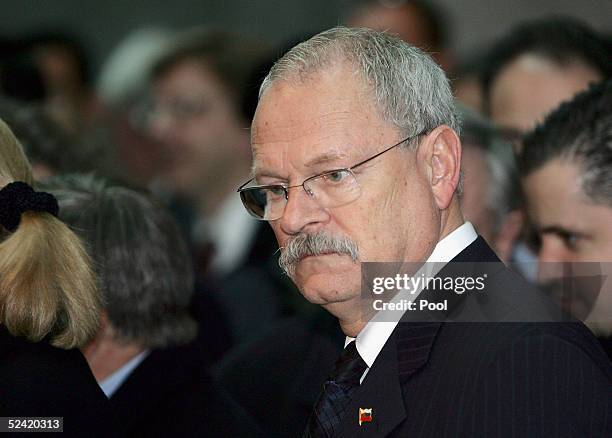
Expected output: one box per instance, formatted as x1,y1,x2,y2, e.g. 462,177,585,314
44,174,196,348
259,26,460,140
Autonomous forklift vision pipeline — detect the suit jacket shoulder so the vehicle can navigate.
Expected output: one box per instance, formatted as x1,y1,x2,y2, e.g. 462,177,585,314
110,342,264,437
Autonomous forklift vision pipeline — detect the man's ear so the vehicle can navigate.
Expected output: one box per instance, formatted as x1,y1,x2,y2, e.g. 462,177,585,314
416,125,461,210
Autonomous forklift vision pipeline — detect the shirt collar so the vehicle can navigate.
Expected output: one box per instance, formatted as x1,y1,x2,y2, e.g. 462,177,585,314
99,349,150,398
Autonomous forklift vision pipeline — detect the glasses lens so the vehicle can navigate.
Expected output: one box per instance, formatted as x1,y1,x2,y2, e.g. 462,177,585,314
305,170,361,208
239,186,286,220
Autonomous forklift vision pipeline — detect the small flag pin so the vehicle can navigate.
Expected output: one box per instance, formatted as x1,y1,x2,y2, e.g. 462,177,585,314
359,408,373,426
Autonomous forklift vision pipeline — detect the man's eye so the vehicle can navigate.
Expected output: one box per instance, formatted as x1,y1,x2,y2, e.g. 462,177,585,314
562,233,579,250
324,170,349,183
268,186,286,197
526,227,542,253
168,99,209,118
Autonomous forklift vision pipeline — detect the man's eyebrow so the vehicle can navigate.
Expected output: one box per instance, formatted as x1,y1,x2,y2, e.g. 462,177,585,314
540,225,587,238
250,162,285,181
250,149,351,179
254,170,285,181
303,151,349,169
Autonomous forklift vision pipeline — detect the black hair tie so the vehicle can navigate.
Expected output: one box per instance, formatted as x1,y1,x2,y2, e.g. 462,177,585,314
0,181,59,232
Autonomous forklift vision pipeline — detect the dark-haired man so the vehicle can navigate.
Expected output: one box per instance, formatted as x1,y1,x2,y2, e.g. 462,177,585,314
347,0,452,71
482,17,610,140
519,81,612,360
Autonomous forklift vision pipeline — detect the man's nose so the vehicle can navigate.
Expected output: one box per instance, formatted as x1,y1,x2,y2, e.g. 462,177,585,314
278,186,330,236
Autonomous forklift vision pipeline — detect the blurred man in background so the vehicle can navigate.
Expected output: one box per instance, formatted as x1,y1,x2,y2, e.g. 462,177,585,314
347,0,452,71
451,53,488,113
23,31,98,134
519,81,612,360
147,27,265,275
146,28,296,345
478,17,611,282
482,17,610,144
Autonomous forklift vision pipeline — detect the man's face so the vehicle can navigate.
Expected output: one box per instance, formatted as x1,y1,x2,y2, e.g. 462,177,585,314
251,64,438,315
524,159,612,330
490,54,601,134
149,59,247,198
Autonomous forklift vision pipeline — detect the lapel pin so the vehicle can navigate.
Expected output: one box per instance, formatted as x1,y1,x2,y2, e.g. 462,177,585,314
359,408,373,426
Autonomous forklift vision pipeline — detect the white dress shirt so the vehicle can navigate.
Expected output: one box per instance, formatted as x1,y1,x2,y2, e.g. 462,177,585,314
99,350,150,398
345,222,478,382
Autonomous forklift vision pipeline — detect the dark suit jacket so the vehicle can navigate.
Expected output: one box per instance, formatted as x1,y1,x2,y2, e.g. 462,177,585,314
598,335,611,362
333,237,612,437
209,222,302,346
0,327,116,437
109,341,264,438
214,308,344,437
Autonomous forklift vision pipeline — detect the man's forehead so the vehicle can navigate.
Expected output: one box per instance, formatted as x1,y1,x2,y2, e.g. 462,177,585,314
525,161,593,224
252,110,355,146
249,70,392,175
251,67,380,143
251,117,356,173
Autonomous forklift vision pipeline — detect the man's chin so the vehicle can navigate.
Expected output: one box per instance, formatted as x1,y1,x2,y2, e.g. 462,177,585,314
298,284,359,306
293,258,360,304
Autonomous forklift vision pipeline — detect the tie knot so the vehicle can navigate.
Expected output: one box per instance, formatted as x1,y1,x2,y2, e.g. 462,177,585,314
330,341,367,386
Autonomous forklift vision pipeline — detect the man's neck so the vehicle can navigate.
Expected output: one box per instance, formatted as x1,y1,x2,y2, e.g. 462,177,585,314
438,200,464,242
82,335,145,382
336,205,465,339
339,319,367,338
326,296,371,338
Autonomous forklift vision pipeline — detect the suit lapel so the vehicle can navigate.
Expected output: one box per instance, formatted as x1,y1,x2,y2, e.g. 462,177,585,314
335,237,502,436
394,321,442,383
407,236,505,323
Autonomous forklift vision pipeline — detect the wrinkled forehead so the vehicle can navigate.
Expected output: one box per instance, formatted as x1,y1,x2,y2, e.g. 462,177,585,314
250,74,388,175
252,109,355,147
251,112,363,179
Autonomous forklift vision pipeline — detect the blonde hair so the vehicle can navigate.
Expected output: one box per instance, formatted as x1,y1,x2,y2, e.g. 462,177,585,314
0,119,100,349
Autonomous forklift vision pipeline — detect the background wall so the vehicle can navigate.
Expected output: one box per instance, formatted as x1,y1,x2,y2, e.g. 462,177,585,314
2,0,611,78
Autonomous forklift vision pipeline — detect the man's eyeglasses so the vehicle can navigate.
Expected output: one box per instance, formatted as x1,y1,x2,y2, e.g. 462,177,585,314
130,95,211,131
237,131,425,221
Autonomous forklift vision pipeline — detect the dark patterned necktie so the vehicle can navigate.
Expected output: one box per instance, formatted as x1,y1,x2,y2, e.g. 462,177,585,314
304,340,368,437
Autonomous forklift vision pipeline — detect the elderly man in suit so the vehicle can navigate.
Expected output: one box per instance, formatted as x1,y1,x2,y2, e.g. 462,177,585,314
237,27,611,437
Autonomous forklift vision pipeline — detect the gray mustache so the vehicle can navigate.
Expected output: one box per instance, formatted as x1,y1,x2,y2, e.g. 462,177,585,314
278,232,359,277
